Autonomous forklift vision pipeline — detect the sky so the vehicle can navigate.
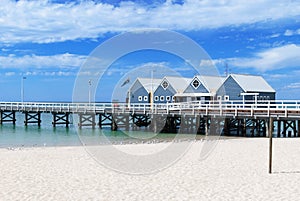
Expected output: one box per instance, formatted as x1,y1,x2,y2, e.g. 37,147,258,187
0,0,300,102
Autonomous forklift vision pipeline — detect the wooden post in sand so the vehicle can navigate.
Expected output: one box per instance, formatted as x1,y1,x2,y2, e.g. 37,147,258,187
269,117,274,174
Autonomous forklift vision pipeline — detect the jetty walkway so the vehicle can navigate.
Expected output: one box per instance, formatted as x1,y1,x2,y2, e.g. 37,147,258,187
1,100,300,137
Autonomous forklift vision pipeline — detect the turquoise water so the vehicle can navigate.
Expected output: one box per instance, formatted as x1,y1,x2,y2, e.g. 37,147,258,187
0,124,81,147
0,113,80,147
0,113,196,148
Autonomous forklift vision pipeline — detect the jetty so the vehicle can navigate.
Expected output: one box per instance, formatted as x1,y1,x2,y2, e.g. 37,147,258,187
1,100,300,137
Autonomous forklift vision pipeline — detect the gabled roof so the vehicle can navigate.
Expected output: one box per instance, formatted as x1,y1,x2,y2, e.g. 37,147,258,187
133,77,161,93
196,75,226,93
229,74,275,93
162,76,192,93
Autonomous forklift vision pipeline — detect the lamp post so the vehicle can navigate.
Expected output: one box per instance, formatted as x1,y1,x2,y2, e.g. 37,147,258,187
128,88,131,108
21,76,26,103
151,70,154,109
88,79,92,105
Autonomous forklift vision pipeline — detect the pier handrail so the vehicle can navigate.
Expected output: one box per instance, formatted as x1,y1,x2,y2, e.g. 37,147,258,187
2,100,300,118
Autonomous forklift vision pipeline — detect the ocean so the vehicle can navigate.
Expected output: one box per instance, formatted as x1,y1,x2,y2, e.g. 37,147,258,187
0,113,198,148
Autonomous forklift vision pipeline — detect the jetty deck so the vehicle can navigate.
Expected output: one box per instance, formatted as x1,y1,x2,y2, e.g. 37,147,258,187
1,100,300,137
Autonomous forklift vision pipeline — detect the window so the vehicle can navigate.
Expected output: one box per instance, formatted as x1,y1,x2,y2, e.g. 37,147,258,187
217,96,222,101
154,96,159,101
224,95,229,101
166,96,171,102
162,80,169,89
192,79,200,89
138,96,142,101
172,96,175,101
160,96,165,101
144,96,148,101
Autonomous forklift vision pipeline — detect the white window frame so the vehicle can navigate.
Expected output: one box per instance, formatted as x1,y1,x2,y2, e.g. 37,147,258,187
154,96,159,101
138,96,142,101
160,96,165,101
192,78,200,89
166,96,171,102
172,96,175,102
161,80,169,90
217,96,222,101
224,95,229,101
144,96,148,101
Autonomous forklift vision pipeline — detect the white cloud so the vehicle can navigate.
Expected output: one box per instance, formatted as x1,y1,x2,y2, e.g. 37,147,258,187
19,71,76,76
268,73,290,79
0,53,86,69
0,0,300,44
229,44,300,71
284,82,300,89
4,72,15,76
284,29,300,36
270,33,280,38
284,29,294,36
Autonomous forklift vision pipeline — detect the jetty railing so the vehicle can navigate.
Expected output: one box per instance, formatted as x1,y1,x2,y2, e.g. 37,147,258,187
1,100,300,118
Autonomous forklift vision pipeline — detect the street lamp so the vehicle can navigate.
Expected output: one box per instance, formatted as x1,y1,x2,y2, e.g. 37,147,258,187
88,79,91,105
21,76,26,103
150,69,156,110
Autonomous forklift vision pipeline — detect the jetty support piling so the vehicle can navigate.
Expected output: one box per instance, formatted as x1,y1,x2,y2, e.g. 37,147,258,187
277,120,282,137
24,111,41,126
98,113,113,129
275,119,298,138
205,117,209,136
78,113,96,129
132,114,151,129
298,120,300,137
110,114,131,131
196,117,206,135
0,111,16,125
52,112,70,128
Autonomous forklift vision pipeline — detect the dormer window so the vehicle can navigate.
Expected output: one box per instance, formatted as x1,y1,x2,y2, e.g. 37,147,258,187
162,80,169,90
192,78,200,89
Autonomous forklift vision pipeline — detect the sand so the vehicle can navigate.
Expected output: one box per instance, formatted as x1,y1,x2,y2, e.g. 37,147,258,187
1,138,300,201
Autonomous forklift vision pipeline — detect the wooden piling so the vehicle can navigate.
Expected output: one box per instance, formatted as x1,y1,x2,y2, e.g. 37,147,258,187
277,120,281,137
52,112,70,128
78,113,96,129
298,120,300,137
24,112,41,126
0,111,16,125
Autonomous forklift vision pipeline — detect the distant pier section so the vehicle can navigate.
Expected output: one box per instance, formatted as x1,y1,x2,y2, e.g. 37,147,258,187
1,101,300,137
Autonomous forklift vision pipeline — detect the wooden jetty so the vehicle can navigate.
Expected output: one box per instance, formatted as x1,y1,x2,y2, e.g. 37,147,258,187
1,101,300,137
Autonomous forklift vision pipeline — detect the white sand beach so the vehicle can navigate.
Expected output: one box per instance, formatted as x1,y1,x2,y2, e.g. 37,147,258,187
1,138,300,201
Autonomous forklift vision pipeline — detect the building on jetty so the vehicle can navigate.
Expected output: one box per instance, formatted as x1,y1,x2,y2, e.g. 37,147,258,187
127,73,276,104
154,76,191,103
127,78,161,104
175,75,225,102
217,74,276,102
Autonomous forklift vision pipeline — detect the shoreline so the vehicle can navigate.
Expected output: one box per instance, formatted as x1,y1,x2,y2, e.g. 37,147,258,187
0,135,247,150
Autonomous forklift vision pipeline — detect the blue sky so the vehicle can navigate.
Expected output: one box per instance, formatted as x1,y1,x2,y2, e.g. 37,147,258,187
0,0,300,102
